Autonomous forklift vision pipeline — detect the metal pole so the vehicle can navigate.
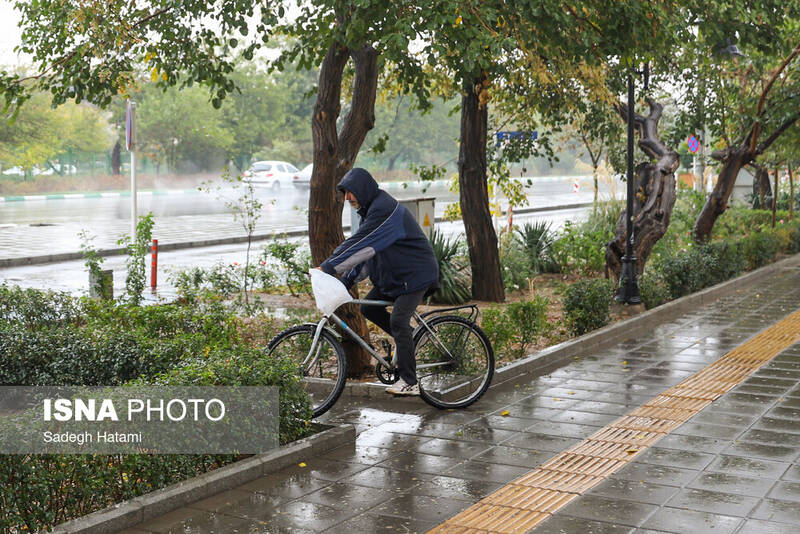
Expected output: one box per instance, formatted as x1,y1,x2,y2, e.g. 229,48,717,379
151,239,158,291
131,148,137,239
616,71,641,304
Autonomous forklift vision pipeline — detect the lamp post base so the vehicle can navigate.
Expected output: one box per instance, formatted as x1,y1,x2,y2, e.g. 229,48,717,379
615,256,642,305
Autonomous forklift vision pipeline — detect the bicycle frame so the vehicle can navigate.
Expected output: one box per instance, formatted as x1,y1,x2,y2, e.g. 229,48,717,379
300,299,457,375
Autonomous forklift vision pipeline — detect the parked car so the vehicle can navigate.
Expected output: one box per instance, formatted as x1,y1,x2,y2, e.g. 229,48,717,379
292,164,313,189
243,160,299,191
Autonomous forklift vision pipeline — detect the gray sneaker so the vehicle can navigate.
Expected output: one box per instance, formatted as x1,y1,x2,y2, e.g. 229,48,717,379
386,379,419,396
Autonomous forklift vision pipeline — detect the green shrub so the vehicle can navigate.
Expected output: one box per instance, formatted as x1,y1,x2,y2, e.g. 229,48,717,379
499,231,534,292
481,306,514,356
563,278,614,335
481,296,549,359
0,287,312,533
514,221,559,273
656,247,716,300
551,220,611,274
429,230,471,304
144,347,313,444
262,239,312,297
0,453,236,533
741,230,781,270
700,240,745,284
638,272,670,310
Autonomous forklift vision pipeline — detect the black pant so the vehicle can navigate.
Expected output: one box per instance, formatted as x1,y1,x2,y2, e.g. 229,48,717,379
360,286,427,386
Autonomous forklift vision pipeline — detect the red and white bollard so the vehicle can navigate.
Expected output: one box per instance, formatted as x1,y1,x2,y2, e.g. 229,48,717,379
151,239,158,291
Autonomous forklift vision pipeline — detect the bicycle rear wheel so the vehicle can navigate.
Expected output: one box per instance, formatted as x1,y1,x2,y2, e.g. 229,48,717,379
413,315,494,409
266,324,347,418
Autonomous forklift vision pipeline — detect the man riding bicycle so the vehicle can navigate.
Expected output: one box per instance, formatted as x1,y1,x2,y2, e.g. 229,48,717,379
318,168,439,396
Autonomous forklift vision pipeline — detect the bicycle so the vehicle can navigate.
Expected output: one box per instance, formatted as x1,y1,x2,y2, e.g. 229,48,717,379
266,299,494,417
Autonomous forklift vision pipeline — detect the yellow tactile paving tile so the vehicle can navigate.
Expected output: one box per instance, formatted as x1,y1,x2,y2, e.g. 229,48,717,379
586,427,664,446
483,485,576,512
429,308,800,533
447,504,549,533
627,405,698,421
514,470,602,493
643,395,712,411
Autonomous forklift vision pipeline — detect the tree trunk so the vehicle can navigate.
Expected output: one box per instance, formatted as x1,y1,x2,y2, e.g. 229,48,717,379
752,164,771,208
309,42,379,377
606,98,679,280
790,165,795,220
111,141,121,175
458,74,504,302
773,167,778,227
693,146,753,242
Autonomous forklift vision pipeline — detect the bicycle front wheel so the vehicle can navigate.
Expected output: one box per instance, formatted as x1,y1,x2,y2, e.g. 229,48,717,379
413,315,494,409
266,324,347,418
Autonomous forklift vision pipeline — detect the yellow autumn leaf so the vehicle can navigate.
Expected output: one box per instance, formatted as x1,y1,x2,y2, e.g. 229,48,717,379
453,16,462,27
298,462,307,468
622,361,627,365
150,68,159,82
626,448,638,454
161,72,168,82
501,410,510,416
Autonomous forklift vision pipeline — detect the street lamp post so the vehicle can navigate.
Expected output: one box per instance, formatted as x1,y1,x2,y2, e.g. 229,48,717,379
615,64,648,305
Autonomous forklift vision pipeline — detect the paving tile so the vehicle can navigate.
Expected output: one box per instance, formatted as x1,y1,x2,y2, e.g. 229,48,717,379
613,462,699,487
752,415,800,434
238,472,333,502
767,480,800,502
781,464,800,482
370,494,471,523
489,404,565,421
414,437,493,458
571,400,636,416
502,431,582,453
557,494,658,527
356,429,433,450
327,513,437,533
735,518,798,534
187,489,284,516
300,482,396,512
722,441,798,462
135,507,253,534
653,434,730,455
320,444,397,465
751,497,800,523
339,465,430,491
534,514,635,533
472,445,554,468
441,459,530,484
686,471,776,497
664,488,760,517
268,500,358,530
520,419,602,439
634,447,715,470
588,478,680,505
689,411,759,428
448,424,518,444
468,414,541,431
413,474,502,501
550,410,620,427
640,507,742,534
767,406,800,420
739,428,800,446
706,455,791,479
376,450,465,474
670,422,742,440
512,395,580,410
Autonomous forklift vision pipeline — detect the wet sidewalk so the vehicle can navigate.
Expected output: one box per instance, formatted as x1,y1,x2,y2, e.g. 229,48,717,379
123,266,800,534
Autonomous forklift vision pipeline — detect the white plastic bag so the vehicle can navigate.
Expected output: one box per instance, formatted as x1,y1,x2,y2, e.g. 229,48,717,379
310,269,353,316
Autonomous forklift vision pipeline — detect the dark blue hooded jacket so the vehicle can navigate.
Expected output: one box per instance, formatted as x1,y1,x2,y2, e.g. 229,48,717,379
320,168,439,297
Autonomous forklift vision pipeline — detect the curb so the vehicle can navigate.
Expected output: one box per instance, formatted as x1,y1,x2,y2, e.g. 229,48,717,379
337,253,800,398
0,189,201,203
0,202,594,269
50,423,355,534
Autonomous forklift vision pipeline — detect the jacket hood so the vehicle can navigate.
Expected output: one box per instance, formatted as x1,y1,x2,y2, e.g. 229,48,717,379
337,168,379,210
